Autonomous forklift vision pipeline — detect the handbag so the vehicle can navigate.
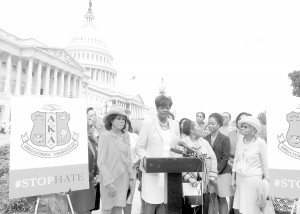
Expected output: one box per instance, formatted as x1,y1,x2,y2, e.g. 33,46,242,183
182,183,202,206
262,198,276,214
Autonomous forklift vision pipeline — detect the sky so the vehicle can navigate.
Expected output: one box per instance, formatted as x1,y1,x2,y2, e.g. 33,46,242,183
1,0,299,120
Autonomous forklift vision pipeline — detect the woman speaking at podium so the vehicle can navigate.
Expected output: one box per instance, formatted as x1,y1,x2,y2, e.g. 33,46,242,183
135,93,180,214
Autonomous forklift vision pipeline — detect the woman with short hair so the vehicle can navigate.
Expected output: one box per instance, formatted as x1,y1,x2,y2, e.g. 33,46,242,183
204,113,233,214
231,116,269,214
180,119,217,214
135,94,181,214
97,105,135,214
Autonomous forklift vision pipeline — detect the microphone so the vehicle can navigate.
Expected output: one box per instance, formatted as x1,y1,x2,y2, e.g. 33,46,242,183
170,148,194,157
178,141,201,155
178,141,209,159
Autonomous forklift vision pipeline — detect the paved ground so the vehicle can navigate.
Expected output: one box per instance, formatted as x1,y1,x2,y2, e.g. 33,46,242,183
92,180,142,214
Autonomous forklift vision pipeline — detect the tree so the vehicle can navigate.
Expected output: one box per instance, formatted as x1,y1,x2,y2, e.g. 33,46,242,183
288,70,300,97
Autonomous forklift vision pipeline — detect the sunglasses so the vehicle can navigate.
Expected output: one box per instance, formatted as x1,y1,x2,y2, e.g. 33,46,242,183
240,125,248,129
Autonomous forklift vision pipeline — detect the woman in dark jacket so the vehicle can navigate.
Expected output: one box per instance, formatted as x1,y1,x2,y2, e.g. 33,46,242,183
204,113,233,214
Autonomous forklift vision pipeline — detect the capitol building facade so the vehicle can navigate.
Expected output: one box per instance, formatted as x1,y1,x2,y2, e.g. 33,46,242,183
0,2,150,124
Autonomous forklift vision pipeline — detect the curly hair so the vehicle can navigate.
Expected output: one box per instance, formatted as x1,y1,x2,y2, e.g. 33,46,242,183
155,94,173,109
208,113,223,127
181,119,194,136
104,114,127,133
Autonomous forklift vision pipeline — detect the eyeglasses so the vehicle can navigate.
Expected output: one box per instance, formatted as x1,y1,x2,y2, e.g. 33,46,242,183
240,125,248,129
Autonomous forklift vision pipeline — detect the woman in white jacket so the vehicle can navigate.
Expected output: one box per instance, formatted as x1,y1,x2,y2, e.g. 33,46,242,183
135,94,180,214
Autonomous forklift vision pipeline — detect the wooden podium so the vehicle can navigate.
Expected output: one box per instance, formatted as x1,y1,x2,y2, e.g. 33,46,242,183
143,157,202,214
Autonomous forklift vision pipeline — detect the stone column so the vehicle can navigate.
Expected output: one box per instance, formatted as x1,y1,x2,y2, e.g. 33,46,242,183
130,104,132,117
66,73,71,97
59,70,65,97
72,76,77,98
131,103,134,118
139,106,141,118
84,83,88,98
139,106,142,118
44,64,50,95
52,68,58,96
94,69,97,82
35,61,42,95
78,78,82,98
15,58,22,95
132,104,135,118
98,70,101,84
4,54,12,94
26,58,33,95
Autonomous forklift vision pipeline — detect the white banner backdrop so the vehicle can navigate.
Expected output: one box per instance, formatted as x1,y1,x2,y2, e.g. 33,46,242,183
267,98,300,198
9,96,89,199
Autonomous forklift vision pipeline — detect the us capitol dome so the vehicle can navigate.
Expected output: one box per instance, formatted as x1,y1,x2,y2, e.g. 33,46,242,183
66,0,149,118
0,0,150,125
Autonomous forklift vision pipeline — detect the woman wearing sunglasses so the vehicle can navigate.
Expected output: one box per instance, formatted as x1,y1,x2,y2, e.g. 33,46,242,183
231,116,269,214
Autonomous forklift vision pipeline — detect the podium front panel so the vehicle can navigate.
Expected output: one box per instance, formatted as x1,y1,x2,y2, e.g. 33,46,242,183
143,157,202,173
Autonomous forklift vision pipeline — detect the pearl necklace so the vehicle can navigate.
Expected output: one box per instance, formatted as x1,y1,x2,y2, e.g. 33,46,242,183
159,120,169,130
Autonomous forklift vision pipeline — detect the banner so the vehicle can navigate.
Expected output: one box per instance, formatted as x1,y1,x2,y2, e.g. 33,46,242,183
9,96,89,199
267,99,300,198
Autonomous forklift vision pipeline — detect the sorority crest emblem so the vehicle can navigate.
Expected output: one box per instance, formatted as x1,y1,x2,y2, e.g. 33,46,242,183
30,112,71,149
21,104,79,158
286,112,300,148
277,111,300,160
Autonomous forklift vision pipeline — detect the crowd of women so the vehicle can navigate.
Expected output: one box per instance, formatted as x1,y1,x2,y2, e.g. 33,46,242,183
68,93,269,214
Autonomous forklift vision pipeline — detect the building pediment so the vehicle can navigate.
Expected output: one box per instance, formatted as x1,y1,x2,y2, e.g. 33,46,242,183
36,47,84,71
132,94,144,104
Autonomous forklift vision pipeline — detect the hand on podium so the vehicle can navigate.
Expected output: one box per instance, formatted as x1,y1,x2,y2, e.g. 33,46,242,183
188,177,198,187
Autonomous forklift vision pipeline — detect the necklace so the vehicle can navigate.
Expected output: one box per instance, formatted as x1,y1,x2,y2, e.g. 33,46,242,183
159,120,168,126
159,120,169,130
